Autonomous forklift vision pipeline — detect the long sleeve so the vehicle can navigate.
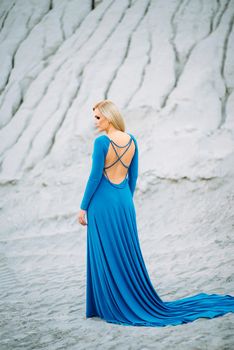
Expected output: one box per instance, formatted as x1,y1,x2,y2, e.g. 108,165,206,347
128,134,138,197
80,137,106,210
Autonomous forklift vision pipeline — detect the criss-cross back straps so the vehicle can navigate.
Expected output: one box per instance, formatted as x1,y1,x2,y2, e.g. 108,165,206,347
104,138,133,170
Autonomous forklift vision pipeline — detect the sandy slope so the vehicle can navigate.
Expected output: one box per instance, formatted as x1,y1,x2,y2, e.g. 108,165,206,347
0,0,234,349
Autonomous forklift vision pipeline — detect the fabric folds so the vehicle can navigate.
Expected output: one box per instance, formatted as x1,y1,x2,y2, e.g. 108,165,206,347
85,173,234,327
81,133,234,327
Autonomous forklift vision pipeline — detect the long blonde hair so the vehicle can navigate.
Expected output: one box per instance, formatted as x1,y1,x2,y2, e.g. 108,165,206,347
93,100,125,132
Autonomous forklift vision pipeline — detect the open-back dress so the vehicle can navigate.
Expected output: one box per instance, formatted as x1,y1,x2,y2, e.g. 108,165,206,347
80,132,234,327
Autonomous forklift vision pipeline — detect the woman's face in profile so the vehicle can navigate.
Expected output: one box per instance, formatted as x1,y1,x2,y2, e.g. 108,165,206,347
93,108,109,132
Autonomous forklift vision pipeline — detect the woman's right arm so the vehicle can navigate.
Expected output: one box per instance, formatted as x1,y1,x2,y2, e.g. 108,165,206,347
128,135,138,197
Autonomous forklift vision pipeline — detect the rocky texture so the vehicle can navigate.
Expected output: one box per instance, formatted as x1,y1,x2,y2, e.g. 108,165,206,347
0,1,234,349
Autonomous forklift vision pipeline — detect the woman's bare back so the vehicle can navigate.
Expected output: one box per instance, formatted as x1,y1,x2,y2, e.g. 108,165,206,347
104,131,136,184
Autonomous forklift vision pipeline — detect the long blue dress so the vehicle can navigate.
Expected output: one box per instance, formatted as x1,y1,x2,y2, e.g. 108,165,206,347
80,133,234,327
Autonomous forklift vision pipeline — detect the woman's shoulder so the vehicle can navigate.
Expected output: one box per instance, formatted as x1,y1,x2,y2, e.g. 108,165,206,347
127,132,136,140
93,135,109,153
127,132,137,147
94,132,137,145
94,134,108,144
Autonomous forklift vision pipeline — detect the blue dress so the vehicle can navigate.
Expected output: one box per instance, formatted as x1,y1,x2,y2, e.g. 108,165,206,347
80,133,234,327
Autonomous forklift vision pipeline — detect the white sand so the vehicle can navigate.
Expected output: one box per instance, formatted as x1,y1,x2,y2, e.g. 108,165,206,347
0,0,234,349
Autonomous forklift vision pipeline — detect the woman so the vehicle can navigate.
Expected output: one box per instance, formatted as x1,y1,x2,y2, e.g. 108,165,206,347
78,100,234,327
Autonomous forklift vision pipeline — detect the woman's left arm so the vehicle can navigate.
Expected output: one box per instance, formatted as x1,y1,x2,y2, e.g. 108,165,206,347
80,136,105,211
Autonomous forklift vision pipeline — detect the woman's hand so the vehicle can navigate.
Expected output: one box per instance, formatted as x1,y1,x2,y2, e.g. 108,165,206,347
78,209,87,226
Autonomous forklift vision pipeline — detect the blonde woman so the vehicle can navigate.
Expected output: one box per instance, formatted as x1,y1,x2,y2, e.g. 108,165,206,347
78,100,234,327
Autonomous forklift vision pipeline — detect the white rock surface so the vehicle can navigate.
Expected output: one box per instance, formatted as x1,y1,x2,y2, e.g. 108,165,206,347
0,1,234,349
